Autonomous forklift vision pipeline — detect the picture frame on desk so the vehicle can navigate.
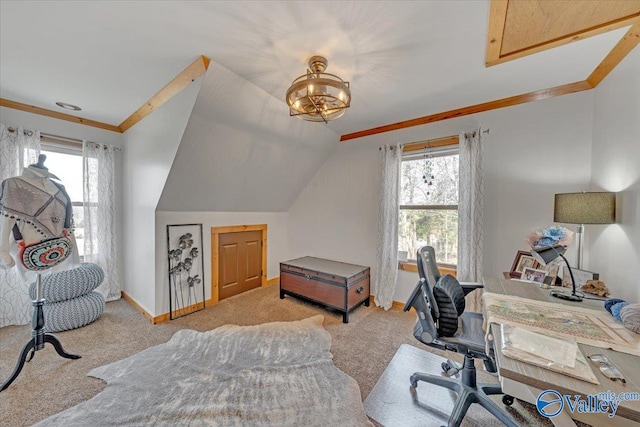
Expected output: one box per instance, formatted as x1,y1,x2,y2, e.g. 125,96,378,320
543,261,561,286
561,267,599,289
521,267,547,284
510,251,539,278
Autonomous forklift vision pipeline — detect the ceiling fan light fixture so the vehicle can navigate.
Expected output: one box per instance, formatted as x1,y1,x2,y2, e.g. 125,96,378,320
55,101,82,111
285,55,350,123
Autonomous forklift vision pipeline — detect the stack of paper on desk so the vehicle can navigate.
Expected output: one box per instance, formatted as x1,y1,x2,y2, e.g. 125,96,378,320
501,325,600,384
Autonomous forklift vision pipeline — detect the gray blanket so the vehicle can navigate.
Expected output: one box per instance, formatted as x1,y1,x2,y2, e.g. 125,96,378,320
36,316,372,426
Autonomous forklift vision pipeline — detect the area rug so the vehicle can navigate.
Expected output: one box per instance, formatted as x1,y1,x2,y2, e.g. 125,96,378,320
35,315,372,426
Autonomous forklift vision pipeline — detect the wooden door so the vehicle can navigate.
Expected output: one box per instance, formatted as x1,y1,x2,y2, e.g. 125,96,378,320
218,230,262,300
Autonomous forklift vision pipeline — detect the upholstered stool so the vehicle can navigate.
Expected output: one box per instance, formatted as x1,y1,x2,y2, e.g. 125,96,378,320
29,263,105,332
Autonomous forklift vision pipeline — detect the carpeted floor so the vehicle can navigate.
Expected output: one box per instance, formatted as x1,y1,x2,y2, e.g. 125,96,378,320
1,284,556,426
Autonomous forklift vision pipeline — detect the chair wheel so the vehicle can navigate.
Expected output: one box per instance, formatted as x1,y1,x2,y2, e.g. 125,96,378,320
410,380,418,389
502,395,514,406
441,362,450,373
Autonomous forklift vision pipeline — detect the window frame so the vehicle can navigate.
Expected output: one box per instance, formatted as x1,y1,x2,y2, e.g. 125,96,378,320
398,137,460,270
40,138,85,260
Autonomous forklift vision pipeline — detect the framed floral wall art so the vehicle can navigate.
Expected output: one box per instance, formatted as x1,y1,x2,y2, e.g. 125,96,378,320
167,224,205,320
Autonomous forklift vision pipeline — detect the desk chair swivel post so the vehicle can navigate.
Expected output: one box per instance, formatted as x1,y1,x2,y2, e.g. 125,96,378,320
403,246,517,427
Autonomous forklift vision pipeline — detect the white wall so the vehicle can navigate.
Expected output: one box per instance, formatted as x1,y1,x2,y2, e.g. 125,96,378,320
590,48,640,303
121,78,203,315
155,211,287,314
0,106,126,292
288,91,594,303
157,60,339,212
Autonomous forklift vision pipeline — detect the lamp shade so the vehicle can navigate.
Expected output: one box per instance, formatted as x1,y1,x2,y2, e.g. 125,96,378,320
531,245,567,266
554,192,615,224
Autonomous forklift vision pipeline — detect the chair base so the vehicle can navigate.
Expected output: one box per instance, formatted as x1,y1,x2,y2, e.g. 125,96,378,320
410,355,518,427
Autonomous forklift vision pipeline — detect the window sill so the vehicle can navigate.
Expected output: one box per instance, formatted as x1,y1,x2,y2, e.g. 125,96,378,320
398,261,457,277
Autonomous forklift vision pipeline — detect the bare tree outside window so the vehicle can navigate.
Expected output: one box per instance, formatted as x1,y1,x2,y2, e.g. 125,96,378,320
399,152,459,265
41,149,85,257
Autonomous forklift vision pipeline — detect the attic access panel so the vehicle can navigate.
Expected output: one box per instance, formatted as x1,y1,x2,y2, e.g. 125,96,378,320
486,0,640,66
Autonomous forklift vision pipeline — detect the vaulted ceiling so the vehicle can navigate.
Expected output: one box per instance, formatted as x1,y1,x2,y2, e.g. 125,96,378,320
1,1,636,138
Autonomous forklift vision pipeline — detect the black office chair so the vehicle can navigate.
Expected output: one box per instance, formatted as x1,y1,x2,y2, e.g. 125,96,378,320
403,246,517,427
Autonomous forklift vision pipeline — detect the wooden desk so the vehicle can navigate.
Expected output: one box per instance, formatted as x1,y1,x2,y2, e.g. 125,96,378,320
484,277,640,427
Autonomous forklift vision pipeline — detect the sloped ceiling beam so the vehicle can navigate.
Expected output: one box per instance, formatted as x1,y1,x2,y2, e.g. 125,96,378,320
341,16,640,142
119,55,210,132
1,55,210,134
587,21,640,87
340,81,592,142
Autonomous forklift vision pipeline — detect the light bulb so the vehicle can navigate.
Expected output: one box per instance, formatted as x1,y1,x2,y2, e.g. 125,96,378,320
308,84,314,94
338,91,344,102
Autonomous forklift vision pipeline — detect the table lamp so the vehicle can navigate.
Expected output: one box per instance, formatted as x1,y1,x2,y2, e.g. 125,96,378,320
531,245,583,302
554,192,616,269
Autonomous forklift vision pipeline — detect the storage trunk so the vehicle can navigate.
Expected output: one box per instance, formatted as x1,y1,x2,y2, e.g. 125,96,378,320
280,256,370,323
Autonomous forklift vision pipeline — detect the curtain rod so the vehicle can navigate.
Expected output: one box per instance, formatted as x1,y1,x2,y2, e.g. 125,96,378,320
6,127,121,151
465,128,490,138
6,126,34,136
379,128,489,151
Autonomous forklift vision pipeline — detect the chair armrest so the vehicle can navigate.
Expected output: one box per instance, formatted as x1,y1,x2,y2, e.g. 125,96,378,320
460,282,483,296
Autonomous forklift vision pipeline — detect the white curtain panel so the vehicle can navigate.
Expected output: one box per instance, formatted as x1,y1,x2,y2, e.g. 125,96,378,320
457,129,484,312
83,141,120,301
374,144,401,310
0,123,41,326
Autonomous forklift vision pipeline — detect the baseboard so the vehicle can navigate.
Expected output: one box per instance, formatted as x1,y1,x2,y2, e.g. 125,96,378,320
266,277,279,286
122,280,407,325
368,295,409,311
121,291,215,324
120,291,155,324
122,278,280,325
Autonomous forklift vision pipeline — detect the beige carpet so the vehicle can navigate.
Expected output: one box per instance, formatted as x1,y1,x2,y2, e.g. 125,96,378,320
1,284,555,426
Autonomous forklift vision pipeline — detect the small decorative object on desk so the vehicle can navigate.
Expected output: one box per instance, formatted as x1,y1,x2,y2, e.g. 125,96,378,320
604,298,628,322
605,299,640,334
521,267,547,284
561,267,599,289
526,226,576,286
167,224,205,320
581,279,610,297
620,304,640,334
509,250,539,278
526,225,574,249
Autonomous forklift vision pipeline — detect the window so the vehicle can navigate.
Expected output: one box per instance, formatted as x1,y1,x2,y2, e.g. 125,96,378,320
399,144,459,266
40,142,85,257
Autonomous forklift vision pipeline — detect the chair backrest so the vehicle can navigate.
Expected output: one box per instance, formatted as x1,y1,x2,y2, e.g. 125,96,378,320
416,246,441,320
413,246,466,338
